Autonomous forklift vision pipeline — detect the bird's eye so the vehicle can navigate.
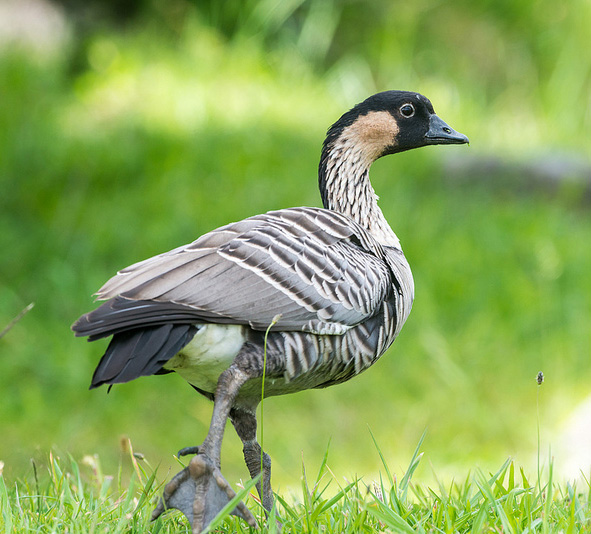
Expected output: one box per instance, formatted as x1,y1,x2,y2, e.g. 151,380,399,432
400,103,415,117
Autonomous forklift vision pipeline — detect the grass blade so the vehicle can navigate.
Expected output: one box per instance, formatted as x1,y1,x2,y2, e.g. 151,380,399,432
399,429,426,502
368,426,394,487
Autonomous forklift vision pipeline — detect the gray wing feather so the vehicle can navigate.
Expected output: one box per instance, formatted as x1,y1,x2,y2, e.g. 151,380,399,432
95,207,393,334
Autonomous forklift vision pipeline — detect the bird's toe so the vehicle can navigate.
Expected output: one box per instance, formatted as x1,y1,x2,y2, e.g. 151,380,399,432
177,445,200,457
152,453,257,533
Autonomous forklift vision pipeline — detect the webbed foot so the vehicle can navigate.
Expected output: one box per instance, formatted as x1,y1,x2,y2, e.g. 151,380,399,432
152,454,257,533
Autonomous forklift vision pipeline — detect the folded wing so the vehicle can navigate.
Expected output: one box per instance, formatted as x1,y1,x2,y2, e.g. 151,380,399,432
73,207,394,338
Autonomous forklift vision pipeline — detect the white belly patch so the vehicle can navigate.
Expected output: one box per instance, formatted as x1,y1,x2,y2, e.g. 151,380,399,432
163,324,245,393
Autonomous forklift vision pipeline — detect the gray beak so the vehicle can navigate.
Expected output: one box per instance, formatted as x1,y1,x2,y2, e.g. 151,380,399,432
425,114,469,145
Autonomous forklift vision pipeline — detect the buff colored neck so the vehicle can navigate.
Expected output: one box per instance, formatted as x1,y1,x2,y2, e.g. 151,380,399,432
318,112,401,248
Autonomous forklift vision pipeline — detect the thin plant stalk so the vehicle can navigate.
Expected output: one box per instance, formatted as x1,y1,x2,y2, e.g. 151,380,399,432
260,313,282,511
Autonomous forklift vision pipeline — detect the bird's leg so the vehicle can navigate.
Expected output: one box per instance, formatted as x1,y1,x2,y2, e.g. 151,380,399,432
152,363,257,533
230,407,274,513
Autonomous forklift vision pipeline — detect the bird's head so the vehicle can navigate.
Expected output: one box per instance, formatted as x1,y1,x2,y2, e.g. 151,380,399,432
323,90,469,161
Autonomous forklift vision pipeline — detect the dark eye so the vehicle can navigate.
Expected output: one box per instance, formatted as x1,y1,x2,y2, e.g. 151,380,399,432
400,103,415,117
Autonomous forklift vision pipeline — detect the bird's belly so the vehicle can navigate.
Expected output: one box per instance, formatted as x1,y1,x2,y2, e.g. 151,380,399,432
163,324,245,393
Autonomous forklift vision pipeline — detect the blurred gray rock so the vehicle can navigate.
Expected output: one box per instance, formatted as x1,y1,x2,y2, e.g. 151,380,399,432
443,152,591,201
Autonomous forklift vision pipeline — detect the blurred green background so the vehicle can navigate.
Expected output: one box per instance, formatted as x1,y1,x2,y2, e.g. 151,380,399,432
1,0,590,491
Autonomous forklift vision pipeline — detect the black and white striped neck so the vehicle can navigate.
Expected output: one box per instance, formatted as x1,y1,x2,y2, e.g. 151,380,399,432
318,118,401,249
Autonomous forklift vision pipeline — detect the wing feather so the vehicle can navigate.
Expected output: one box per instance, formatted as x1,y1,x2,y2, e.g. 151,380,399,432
79,207,395,337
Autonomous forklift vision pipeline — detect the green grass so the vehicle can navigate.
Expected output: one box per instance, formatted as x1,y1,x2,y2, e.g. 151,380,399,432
2,441,591,533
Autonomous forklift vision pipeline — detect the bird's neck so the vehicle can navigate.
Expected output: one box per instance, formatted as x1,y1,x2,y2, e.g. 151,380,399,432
319,142,400,248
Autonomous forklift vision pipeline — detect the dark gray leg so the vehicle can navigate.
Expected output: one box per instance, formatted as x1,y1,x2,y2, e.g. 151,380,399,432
231,407,274,512
152,364,256,532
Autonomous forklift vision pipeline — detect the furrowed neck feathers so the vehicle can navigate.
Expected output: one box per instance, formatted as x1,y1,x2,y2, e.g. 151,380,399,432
318,110,401,248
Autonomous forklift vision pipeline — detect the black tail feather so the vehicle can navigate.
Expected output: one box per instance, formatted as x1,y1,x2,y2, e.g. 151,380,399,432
90,323,198,389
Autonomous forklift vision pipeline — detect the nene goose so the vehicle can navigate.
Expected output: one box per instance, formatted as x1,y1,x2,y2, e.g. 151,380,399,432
72,90,468,532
